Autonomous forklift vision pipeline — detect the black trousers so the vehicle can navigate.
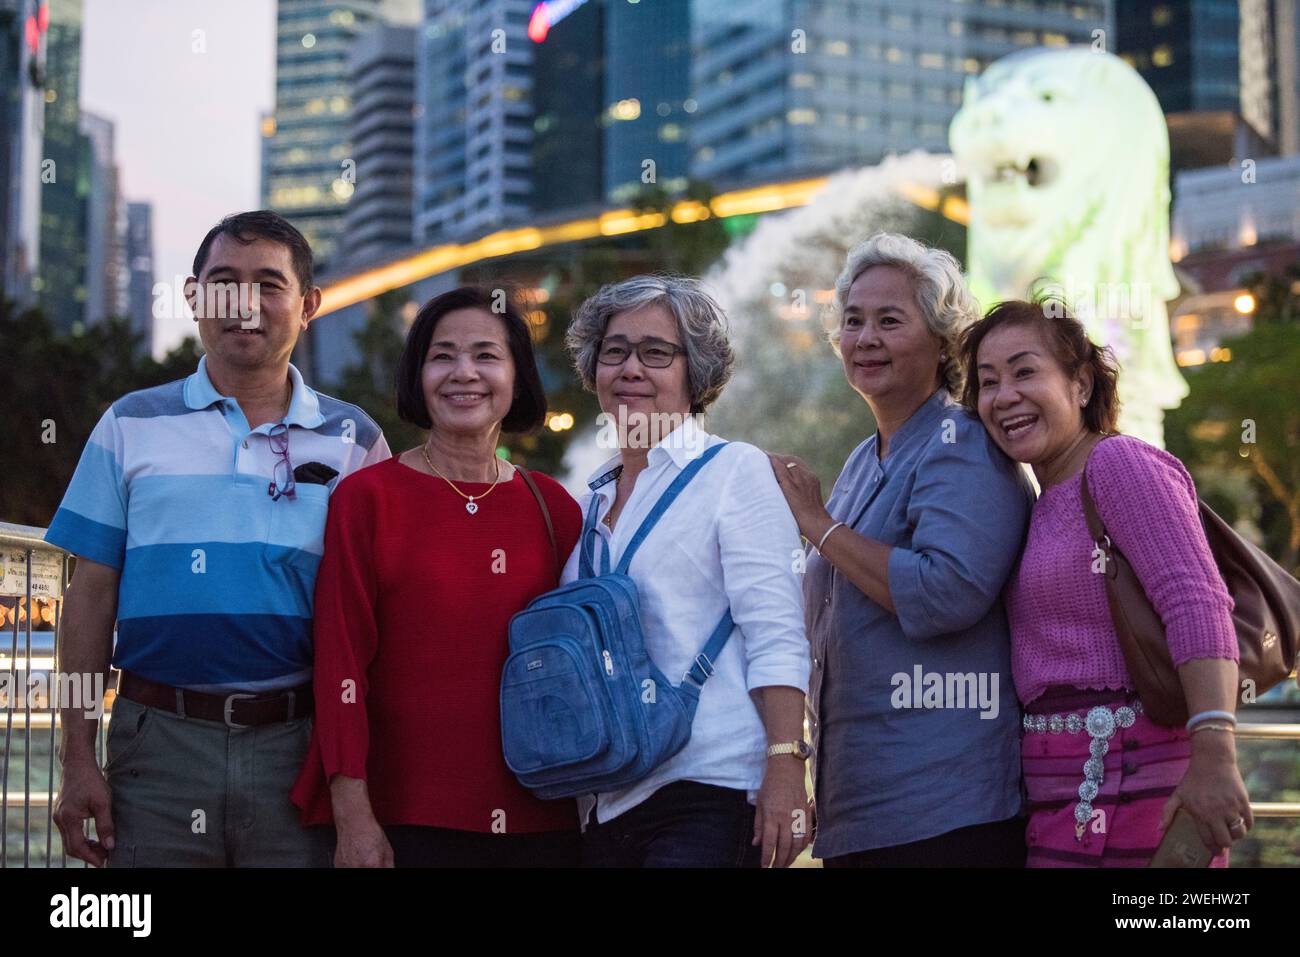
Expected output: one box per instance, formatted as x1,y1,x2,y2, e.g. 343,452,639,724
383,825,581,868
581,780,761,868
822,814,1027,868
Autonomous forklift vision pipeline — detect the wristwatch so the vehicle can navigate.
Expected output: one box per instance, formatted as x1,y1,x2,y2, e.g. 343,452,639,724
766,740,812,760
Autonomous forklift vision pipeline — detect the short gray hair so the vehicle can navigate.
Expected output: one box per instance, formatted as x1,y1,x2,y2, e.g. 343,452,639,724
831,233,979,396
567,275,735,413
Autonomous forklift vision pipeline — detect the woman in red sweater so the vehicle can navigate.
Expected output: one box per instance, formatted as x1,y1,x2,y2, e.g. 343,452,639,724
291,287,583,867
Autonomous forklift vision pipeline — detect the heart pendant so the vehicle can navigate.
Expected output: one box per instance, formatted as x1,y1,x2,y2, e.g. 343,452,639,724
465,500,478,515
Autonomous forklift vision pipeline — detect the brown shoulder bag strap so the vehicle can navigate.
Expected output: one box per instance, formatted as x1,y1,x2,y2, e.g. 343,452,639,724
516,466,559,575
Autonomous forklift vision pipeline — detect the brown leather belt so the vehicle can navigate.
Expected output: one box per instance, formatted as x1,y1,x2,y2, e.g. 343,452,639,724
116,670,314,728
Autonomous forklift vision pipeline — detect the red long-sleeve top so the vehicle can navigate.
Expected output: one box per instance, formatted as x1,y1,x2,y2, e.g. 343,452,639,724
291,455,583,833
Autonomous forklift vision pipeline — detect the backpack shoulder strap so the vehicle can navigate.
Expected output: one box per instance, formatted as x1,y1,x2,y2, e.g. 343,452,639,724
615,442,727,576
681,610,735,690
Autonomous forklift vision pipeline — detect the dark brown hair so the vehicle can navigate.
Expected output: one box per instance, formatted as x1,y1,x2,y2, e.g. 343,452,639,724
396,286,547,434
957,298,1121,434
192,210,314,292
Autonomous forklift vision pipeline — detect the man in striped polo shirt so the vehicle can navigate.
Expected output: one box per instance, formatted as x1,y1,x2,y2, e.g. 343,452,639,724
48,211,390,867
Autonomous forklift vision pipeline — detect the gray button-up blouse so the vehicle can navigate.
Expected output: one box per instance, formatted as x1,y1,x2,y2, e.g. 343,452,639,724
804,388,1034,858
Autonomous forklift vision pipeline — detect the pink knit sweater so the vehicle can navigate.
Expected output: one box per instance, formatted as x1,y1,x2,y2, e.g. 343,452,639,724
1008,435,1238,706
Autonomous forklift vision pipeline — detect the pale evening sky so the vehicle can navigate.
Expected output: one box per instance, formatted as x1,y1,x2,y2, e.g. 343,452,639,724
81,0,276,356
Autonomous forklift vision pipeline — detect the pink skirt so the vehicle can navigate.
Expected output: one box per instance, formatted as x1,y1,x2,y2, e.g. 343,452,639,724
1022,687,1229,868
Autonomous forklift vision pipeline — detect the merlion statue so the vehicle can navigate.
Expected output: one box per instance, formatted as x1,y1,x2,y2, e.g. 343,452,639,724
950,47,1186,448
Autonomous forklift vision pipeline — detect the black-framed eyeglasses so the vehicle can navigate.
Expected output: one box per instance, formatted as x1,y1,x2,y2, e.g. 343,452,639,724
267,423,296,501
596,336,686,369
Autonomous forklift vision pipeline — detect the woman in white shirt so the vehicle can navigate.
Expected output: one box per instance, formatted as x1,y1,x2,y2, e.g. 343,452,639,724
562,275,811,868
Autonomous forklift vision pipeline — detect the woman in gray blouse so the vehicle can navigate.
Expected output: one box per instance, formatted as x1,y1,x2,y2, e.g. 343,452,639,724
769,233,1033,867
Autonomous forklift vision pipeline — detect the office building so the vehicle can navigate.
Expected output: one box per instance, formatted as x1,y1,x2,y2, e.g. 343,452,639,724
125,201,154,355
603,0,691,203
0,0,45,306
343,22,417,265
415,0,535,243
689,0,1113,187
531,0,604,214
79,110,125,326
1115,0,1299,169
36,0,86,333
262,0,384,275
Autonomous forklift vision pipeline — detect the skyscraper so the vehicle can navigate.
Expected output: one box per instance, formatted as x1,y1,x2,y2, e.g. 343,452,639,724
262,0,383,275
0,0,45,306
79,110,125,326
603,0,691,203
415,0,536,243
690,0,1113,188
36,0,85,333
531,0,604,215
125,201,154,356
1115,0,1286,170
343,21,417,265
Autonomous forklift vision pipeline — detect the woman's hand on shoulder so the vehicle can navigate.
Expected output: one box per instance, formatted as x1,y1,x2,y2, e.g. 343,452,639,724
768,453,834,544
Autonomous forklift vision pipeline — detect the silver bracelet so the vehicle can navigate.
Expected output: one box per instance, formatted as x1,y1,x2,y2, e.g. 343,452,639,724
816,522,845,552
1190,722,1235,736
1186,710,1236,731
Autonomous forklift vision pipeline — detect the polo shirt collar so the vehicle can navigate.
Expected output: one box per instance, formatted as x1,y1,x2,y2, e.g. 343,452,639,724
183,355,324,429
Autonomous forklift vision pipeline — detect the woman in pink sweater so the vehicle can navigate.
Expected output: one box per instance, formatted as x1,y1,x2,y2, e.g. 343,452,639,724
957,299,1251,867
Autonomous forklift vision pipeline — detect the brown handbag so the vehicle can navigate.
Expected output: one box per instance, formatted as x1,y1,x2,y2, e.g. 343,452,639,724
1079,439,1300,727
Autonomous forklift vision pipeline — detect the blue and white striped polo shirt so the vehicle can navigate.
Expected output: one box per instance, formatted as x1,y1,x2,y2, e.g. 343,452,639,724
45,355,391,690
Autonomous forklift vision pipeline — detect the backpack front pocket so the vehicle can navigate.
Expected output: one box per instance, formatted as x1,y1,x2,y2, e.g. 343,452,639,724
500,639,612,773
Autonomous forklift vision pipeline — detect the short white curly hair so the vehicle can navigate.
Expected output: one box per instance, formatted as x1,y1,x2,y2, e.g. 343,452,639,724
831,232,979,396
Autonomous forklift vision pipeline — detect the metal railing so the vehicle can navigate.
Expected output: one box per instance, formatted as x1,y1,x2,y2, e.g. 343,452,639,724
2,520,1298,866
0,522,106,868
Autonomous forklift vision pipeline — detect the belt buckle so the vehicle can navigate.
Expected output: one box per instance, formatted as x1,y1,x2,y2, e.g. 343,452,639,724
223,692,257,729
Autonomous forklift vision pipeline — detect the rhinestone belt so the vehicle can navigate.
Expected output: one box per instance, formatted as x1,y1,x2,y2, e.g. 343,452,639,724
1023,701,1143,841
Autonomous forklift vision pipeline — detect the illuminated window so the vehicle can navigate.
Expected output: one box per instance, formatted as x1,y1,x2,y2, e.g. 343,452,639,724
1152,5,1173,27
1152,45,1173,67
659,123,684,142
787,109,818,124
609,98,641,121
791,72,816,88
919,52,945,70
302,33,316,48
826,40,849,56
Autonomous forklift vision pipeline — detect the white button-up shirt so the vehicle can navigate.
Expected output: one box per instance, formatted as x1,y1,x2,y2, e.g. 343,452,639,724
561,417,810,825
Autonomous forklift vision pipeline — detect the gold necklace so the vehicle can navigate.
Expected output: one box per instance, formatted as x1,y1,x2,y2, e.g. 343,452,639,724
602,471,623,529
421,445,502,515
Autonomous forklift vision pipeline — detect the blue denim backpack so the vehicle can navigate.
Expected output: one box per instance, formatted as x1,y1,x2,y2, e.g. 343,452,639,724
500,443,733,799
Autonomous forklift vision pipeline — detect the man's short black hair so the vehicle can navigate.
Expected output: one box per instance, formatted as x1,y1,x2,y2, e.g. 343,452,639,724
192,210,314,292
396,286,547,434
